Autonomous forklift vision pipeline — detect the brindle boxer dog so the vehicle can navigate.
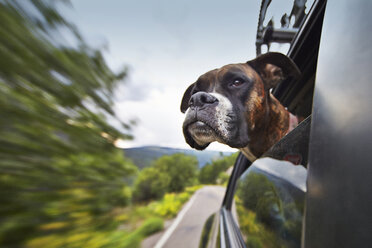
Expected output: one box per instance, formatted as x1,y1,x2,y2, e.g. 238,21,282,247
180,52,301,161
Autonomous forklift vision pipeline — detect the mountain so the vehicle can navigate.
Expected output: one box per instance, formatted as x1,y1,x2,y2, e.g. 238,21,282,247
123,146,235,169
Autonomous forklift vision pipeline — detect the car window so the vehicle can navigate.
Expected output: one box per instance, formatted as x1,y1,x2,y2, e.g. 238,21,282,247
216,1,326,247
234,158,306,248
256,0,316,55
231,115,310,248
226,1,326,247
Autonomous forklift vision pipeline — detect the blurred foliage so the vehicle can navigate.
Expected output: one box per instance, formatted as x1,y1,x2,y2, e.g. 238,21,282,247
235,195,284,248
27,216,164,248
91,185,201,248
199,152,238,184
236,172,304,248
153,153,199,192
119,217,164,248
216,171,230,185
238,172,283,226
132,167,170,202
0,0,137,247
122,146,231,170
150,185,203,218
133,153,199,202
137,217,164,237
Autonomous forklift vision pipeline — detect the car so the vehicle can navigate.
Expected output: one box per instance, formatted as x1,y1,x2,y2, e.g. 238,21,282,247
199,0,372,247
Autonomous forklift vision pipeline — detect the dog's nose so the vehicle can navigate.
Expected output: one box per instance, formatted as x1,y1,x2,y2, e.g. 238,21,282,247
189,92,218,109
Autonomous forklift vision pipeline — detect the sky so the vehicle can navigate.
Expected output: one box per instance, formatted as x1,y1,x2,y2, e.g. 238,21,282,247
62,0,295,151
254,158,307,191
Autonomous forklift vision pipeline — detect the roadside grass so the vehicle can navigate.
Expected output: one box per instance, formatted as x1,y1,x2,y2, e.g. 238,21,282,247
26,185,203,248
119,185,203,247
149,185,203,218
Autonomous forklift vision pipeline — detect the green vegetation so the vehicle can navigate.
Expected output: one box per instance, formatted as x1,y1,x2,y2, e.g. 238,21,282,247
150,185,203,218
133,167,171,202
0,1,139,247
99,185,201,248
133,153,199,203
235,195,285,248
26,215,164,248
199,152,238,184
0,1,234,247
153,153,199,192
123,146,233,169
235,172,304,248
120,217,164,248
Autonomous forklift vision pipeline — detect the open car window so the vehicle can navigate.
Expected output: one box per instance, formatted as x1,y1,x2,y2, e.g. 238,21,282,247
233,117,310,247
219,0,326,247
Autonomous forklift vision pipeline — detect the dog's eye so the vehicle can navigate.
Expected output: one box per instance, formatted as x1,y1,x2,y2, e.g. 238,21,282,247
231,79,244,87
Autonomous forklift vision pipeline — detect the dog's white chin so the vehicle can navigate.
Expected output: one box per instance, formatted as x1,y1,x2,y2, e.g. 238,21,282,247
188,121,217,145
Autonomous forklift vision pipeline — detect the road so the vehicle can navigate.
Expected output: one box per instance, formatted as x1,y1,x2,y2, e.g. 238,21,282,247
142,185,226,248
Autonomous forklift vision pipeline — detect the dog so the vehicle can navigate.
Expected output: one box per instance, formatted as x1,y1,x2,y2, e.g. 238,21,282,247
180,52,301,161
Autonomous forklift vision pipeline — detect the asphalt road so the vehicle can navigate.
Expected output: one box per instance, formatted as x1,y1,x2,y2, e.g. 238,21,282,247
161,186,225,248
143,185,226,248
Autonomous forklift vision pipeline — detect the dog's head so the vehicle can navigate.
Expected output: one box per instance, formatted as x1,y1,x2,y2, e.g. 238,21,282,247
180,52,300,150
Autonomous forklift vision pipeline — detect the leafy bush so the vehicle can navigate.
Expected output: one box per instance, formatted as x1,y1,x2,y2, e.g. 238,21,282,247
133,153,199,203
235,196,282,248
236,173,304,247
28,217,164,248
153,193,184,217
237,172,283,225
153,153,199,192
216,171,230,185
137,217,164,236
185,185,204,194
199,153,238,184
151,185,202,218
132,167,170,202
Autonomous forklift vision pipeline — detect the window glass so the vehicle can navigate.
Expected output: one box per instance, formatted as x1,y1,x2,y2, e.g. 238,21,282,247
256,0,316,55
234,158,307,248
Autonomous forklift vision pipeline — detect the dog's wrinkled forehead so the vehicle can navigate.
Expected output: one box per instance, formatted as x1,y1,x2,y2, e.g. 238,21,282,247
194,64,259,92
193,69,217,92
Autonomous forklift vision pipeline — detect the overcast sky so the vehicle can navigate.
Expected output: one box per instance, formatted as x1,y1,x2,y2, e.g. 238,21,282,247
63,0,295,151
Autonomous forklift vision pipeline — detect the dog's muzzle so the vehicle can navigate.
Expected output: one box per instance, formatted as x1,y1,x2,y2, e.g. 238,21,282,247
182,92,220,149
188,92,218,110
182,91,245,150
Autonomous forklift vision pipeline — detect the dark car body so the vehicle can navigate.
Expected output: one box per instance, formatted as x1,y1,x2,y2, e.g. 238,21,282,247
199,0,372,247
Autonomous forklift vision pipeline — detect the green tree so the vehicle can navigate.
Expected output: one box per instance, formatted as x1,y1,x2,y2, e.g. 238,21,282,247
154,153,199,193
132,167,170,202
236,172,304,247
0,1,136,247
199,153,238,184
132,153,198,203
237,173,283,226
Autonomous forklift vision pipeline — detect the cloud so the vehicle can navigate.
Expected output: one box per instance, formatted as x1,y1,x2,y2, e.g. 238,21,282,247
114,87,183,145
114,86,237,151
114,79,151,102
67,0,262,152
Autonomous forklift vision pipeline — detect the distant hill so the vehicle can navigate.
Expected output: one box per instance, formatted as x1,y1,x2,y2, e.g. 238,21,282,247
123,146,235,169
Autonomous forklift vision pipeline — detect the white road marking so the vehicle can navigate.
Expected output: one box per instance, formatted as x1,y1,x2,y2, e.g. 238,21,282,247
154,189,201,248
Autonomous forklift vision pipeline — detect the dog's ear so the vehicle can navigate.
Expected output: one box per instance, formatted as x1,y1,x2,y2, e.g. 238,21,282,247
180,83,195,113
247,52,301,89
